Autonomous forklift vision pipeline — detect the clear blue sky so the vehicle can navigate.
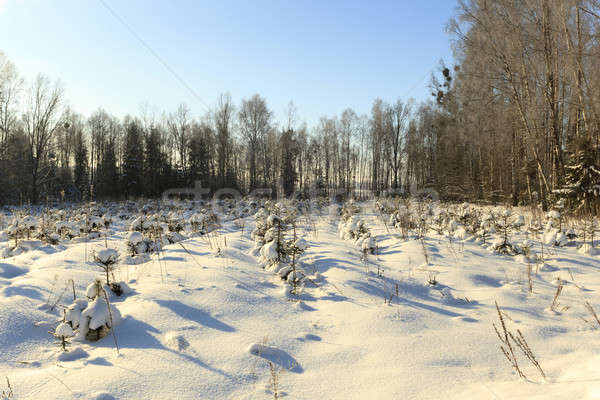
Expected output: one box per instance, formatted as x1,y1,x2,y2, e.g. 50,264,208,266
0,0,457,126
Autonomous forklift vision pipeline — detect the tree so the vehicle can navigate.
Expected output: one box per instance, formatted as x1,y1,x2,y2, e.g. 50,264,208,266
96,138,119,199
556,138,600,215
22,74,64,204
339,108,357,194
387,99,410,190
167,103,191,179
143,124,167,197
122,119,144,198
73,127,88,198
280,129,297,197
214,93,234,188
0,52,22,159
188,122,212,190
239,94,272,191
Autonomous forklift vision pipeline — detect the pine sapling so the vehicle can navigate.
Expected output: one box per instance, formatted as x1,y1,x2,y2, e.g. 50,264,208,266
94,248,119,286
51,310,74,352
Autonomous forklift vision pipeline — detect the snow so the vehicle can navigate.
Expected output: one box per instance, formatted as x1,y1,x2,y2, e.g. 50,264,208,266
126,231,144,245
95,248,119,264
57,347,88,362
548,210,561,219
54,322,74,337
0,199,600,399
80,297,121,331
163,331,190,351
294,238,309,251
259,240,279,263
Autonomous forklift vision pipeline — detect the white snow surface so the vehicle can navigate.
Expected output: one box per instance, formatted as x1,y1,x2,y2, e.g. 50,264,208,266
1,201,600,399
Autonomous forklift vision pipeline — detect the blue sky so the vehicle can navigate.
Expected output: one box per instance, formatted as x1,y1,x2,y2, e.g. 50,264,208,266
0,0,457,126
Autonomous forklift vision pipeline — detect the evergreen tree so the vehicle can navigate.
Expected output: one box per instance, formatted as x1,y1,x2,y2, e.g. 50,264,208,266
280,129,297,197
73,130,88,198
122,120,144,199
556,139,600,215
188,125,211,189
96,138,119,199
144,126,164,197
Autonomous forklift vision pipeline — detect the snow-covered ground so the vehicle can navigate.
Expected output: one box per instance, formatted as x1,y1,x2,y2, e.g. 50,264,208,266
1,200,600,399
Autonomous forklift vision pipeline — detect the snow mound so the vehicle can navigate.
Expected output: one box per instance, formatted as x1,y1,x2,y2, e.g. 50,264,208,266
57,347,88,362
248,342,272,356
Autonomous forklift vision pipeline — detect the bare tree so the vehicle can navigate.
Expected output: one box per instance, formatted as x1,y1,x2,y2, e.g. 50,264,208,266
339,108,357,194
167,103,191,177
0,52,23,158
214,93,234,187
387,99,411,190
22,74,64,203
239,94,272,190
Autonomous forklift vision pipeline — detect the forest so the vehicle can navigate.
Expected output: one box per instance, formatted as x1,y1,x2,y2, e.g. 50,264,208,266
1,0,600,216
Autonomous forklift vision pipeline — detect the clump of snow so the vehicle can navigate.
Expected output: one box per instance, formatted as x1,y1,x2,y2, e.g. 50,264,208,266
127,231,144,245
247,342,274,356
65,299,88,329
54,322,74,338
75,295,122,342
95,248,119,264
259,241,280,264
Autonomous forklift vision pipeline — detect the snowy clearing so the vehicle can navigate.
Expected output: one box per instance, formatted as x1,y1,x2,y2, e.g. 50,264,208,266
0,199,599,399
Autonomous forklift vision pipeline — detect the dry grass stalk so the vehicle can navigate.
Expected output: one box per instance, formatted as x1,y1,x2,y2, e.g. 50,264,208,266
585,301,600,328
527,263,533,294
493,301,525,378
550,282,564,312
493,301,545,380
268,361,280,400
1,377,13,399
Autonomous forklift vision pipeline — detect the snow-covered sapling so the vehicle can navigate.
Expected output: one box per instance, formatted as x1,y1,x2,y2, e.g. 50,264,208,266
493,209,515,255
168,216,184,233
21,215,38,239
77,280,122,342
361,235,376,258
94,248,119,286
51,310,74,352
126,231,147,256
287,237,309,293
578,218,598,255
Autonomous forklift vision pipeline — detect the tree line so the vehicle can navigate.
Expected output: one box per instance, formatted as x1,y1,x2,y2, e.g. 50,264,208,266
1,0,600,214
434,0,600,214
0,52,418,205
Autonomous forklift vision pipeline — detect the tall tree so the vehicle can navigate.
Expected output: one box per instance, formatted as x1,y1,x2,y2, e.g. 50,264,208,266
73,127,88,198
239,94,272,191
214,93,234,187
22,75,64,204
122,119,144,198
